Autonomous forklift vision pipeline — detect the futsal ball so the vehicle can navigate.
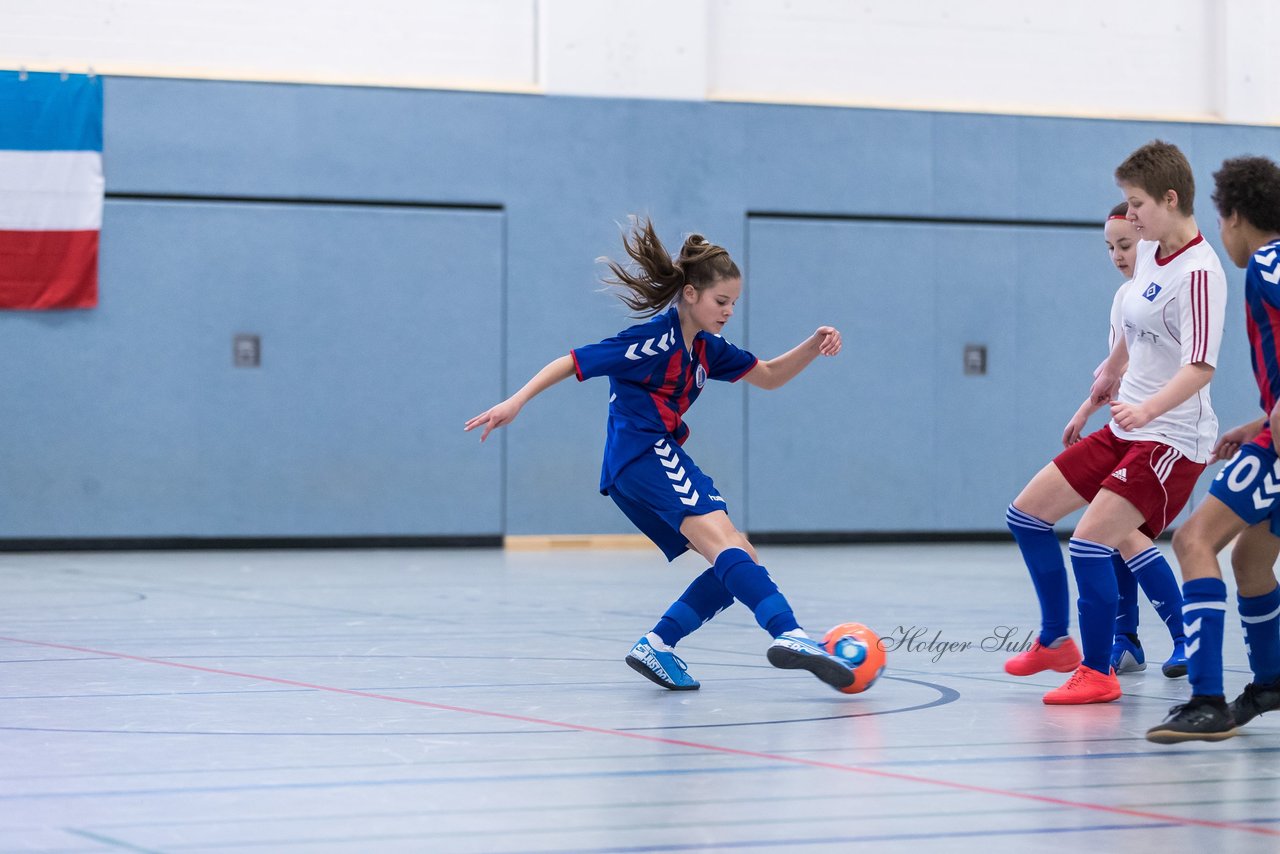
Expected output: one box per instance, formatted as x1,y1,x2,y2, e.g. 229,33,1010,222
823,622,886,694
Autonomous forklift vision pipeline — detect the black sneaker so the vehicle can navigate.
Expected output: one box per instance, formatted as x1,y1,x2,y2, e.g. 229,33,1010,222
1228,678,1280,726
1146,695,1238,744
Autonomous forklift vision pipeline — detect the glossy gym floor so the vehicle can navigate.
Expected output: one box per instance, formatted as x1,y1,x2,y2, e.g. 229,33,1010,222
3,542,1278,853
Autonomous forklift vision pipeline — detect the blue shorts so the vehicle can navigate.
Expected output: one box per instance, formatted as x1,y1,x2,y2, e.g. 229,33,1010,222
607,437,728,561
1207,441,1280,536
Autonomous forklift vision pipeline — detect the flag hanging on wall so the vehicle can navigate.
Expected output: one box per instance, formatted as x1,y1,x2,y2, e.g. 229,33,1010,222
0,70,103,309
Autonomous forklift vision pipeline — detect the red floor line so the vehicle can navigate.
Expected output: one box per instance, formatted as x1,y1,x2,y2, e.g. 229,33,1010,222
5,635,1276,838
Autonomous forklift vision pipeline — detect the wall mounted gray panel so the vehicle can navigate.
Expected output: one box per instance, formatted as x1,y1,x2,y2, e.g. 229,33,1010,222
0,201,504,537
742,216,1202,533
3,76,1276,540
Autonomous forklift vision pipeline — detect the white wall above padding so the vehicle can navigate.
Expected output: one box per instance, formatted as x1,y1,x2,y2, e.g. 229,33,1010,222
710,0,1220,121
0,0,538,92
1,0,1277,124
539,0,708,100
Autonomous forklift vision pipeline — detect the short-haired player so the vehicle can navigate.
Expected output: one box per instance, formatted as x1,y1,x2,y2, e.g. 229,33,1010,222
1004,140,1227,705
1060,202,1189,679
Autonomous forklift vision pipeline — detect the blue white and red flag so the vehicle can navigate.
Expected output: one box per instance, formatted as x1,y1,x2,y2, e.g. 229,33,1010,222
0,70,103,309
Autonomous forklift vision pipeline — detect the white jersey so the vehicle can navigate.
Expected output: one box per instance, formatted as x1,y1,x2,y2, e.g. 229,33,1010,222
1108,279,1134,350
1108,235,1226,462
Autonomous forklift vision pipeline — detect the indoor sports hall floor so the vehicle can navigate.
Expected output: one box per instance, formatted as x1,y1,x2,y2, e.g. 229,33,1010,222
3,542,1279,853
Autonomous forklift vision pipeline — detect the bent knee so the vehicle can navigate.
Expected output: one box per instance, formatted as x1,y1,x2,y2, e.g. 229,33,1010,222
726,533,758,564
1115,530,1154,560
1171,525,1207,559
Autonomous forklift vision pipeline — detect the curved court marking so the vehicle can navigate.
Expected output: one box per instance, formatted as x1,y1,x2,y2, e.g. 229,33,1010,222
2,634,1276,839
619,676,960,730
0,676,956,737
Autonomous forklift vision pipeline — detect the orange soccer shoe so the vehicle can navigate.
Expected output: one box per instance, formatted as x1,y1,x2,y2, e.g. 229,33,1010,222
1004,637,1082,677
1043,665,1122,705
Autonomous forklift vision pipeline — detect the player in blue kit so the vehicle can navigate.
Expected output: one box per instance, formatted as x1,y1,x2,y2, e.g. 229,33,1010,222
465,218,854,691
1147,156,1280,742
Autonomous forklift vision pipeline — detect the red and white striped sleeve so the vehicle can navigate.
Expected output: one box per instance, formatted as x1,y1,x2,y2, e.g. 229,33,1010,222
1177,268,1226,367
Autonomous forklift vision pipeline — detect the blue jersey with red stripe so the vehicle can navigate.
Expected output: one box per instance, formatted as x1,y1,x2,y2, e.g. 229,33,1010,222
571,306,758,493
1245,239,1280,449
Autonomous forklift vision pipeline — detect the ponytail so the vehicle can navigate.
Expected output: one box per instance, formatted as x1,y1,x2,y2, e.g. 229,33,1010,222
601,216,740,316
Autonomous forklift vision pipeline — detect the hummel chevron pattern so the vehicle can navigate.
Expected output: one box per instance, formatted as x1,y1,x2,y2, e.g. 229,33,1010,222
1185,618,1201,657
624,330,675,360
1259,248,1280,285
1183,601,1227,658
1257,248,1280,285
655,440,699,505
1253,471,1280,510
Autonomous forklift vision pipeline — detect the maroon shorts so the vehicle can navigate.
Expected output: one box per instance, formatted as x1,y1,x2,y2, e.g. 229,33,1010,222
1053,425,1206,538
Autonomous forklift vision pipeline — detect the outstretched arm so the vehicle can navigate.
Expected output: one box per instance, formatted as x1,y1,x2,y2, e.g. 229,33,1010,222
741,326,842,391
464,355,576,441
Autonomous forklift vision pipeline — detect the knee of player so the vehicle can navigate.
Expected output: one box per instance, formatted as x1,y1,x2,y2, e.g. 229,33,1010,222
1117,530,1154,560
1228,549,1251,581
725,530,757,563
1228,546,1278,589
1170,524,1204,560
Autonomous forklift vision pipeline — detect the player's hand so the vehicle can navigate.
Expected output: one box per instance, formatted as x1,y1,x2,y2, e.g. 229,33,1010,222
464,398,522,442
1089,371,1121,406
1212,424,1255,462
813,326,841,356
1062,412,1088,447
1109,400,1152,431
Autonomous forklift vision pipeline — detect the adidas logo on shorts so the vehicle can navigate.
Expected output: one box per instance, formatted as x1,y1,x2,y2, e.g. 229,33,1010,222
1112,468,1128,482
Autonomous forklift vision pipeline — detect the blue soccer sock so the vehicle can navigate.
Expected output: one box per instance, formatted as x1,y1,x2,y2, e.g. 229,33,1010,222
1128,547,1185,643
1069,537,1120,673
712,547,799,637
1184,577,1228,698
652,567,736,648
1006,505,1070,646
1112,551,1139,637
1239,585,1280,686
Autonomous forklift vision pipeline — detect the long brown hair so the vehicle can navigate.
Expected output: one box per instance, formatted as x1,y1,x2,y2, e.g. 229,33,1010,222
601,217,740,316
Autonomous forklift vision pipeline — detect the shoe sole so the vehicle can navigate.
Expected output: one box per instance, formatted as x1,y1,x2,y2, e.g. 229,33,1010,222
625,655,699,691
1005,659,1080,677
1042,690,1122,705
1145,725,1238,744
1162,663,1188,678
1113,661,1147,674
767,645,856,689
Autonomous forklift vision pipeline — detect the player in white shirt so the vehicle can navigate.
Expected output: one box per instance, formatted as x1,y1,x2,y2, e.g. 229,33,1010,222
1060,204,1189,680
1005,141,1226,705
